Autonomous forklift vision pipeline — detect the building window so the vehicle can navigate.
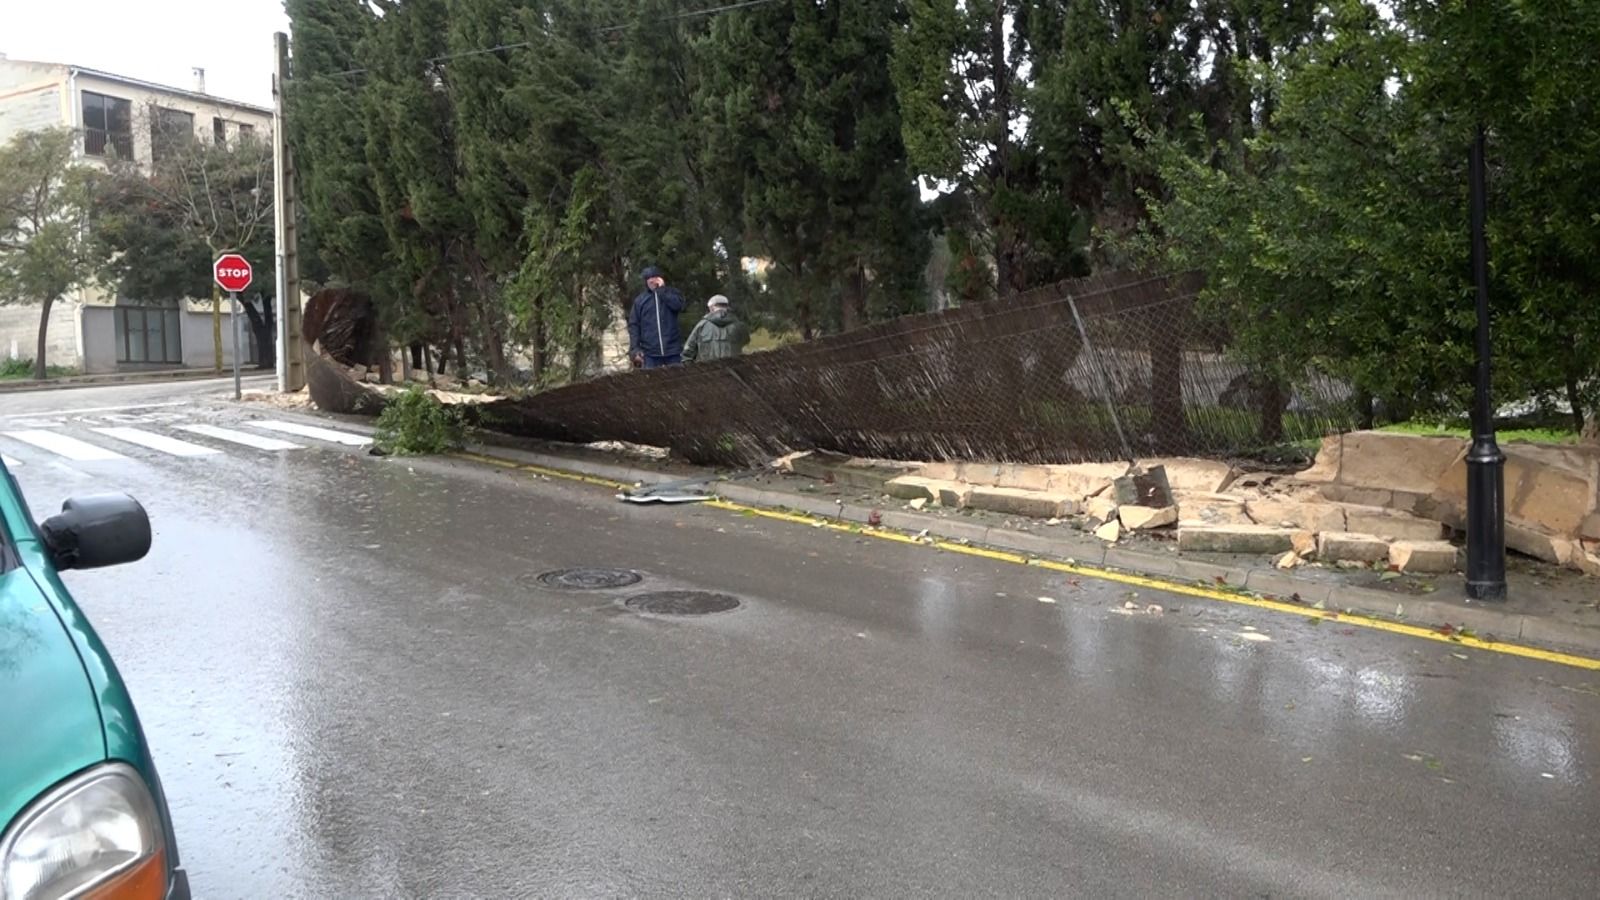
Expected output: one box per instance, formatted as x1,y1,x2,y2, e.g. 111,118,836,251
82,91,133,159
152,107,195,162
237,123,255,142
114,305,183,365
213,116,227,145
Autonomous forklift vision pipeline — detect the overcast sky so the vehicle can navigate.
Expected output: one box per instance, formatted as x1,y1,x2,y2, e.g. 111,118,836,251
3,0,291,107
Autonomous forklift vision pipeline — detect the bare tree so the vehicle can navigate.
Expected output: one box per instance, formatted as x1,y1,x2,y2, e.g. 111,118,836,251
107,105,276,369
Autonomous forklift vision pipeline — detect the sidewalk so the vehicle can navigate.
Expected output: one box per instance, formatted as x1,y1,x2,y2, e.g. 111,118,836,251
245,403,1600,659
0,367,265,394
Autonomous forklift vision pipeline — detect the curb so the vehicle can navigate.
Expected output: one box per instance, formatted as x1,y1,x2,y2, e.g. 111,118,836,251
0,369,272,394
224,402,1600,661
451,441,1600,659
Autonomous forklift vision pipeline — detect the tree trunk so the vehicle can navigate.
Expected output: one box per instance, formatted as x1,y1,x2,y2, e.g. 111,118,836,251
34,295,54,380
1259,377,1287,445
211,282,223,373
240,298,276,370
1356,387,1375,430
840,265,867,333
1149,325,1186,452
989,0,1017,299
1564,369,1585,434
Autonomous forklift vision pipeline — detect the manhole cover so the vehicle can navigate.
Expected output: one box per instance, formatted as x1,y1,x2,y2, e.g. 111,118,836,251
624,590,741,616
531,568,643,590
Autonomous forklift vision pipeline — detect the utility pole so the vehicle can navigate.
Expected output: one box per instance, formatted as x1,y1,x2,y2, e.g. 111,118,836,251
272,31,306,393
1465,125,1507,601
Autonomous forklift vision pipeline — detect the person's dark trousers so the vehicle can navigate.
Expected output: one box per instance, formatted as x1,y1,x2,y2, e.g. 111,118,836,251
643,354,682,369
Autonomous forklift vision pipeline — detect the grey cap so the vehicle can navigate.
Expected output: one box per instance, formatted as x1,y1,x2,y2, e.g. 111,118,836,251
708,294,730,308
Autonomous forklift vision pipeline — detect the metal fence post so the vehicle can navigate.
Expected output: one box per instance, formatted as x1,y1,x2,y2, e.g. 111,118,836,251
1067,294,1136,464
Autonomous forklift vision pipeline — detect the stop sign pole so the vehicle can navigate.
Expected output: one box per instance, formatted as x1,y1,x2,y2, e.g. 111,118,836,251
214,254,253,400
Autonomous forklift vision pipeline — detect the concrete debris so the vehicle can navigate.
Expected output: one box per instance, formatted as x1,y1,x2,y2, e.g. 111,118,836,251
908,498,928,511
1317,532,1391,564
1388,540,1459,574
1274,550,1301,570
1085,494,1120,524
969,486,1080,519
1094,519,1122,543
1113,465,1174,509
1177,524,1311,555
1119,504,1178,531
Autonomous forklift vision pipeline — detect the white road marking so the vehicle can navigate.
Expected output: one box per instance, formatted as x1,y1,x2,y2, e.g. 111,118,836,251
250,420,372,447
1,454,20,467
92,427,221,458
0,401,189,420
176,424,302,451
2,430,127,461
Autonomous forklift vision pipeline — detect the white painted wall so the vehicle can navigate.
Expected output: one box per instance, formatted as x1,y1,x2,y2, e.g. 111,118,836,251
0,302,78,368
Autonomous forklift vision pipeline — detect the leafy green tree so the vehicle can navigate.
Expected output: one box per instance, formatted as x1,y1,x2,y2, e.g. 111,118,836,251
1144,0,1600,437
703,0,927,335
0,130,101,379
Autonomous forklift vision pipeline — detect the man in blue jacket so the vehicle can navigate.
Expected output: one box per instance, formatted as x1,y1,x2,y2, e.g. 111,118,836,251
627,266,686,368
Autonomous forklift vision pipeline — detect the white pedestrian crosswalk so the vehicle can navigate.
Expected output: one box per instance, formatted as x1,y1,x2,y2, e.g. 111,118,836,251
92,427,220,458
175,424,303,451
0,419,373,468
4,430,128,461
251,420,373,447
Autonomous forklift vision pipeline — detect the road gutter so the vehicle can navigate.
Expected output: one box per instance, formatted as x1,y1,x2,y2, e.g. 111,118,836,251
449,447,1600,670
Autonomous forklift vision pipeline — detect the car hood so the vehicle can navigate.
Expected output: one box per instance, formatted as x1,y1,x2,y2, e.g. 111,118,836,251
0,564,107,832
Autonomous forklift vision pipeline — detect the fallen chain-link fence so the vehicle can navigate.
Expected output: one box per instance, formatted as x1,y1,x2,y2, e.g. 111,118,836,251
476,270,1359,466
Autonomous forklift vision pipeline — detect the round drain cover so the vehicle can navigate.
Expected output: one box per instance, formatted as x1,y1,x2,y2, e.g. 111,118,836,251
531,568,643,590
624,590,741,616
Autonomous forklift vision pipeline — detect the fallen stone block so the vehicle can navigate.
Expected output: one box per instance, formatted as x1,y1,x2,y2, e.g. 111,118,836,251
992,463,1054,493
1245,498,1348,533
1177,492,1253,526
1336,431,1467,496
1094,519,1122,543
1505,526,1577,565
1145,458,1237,494
1113,466,1174,508
969,486,1080,519
884,476,941,501
1045,463,1128,501
1436,443,1599,540
1344,510,1446,542
1120,505,1178,531
1177,524,1311,555
1389,540,1458,574
1085,494,1120,524
1317,532,1391,564
1296,435,1342,483
936,484,973,509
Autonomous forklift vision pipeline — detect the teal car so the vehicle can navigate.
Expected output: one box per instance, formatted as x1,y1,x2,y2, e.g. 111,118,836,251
0,461,187,900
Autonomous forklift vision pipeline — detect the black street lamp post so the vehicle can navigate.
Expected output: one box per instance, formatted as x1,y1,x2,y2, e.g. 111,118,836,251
1465,125,1507,602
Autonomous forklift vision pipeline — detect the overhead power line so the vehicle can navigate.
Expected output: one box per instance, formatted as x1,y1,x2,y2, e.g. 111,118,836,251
319,0,783,79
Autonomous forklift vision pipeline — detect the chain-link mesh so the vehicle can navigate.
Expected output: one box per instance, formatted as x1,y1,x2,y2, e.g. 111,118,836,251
480,270,1359,466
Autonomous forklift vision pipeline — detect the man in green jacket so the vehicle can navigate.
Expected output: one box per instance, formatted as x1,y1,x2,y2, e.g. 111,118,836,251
682,295,750,363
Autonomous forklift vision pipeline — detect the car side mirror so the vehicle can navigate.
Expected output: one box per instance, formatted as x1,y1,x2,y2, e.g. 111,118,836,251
40,494,152,571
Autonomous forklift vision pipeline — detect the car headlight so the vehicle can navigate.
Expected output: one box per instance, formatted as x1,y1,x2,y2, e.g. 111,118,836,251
0,763,166,900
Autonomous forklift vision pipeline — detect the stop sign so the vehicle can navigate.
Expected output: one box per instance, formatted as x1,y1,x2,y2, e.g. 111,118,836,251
213,253,253,293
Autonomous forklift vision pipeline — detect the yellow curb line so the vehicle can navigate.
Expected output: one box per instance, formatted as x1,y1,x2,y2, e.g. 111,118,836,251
455,451,1600,672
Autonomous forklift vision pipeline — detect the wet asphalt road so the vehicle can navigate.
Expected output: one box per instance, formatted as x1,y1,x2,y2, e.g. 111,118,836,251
5,386,1600,898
